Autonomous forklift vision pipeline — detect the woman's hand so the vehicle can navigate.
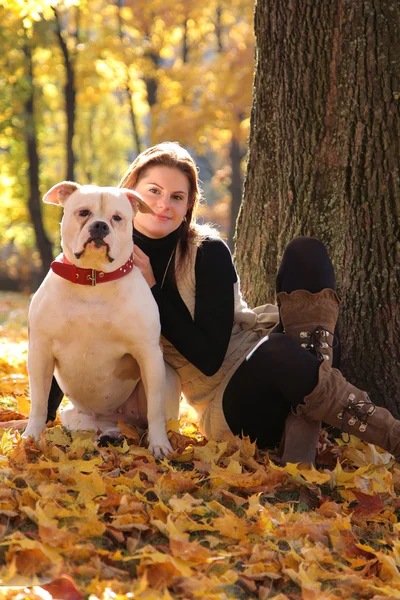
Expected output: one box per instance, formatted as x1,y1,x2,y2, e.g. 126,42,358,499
133,245,156,288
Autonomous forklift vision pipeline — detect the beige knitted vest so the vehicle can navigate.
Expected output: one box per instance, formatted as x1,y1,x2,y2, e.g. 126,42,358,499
161,242,279,441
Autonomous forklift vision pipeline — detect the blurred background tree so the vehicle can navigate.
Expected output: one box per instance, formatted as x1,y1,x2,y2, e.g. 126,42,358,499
0,0,253,287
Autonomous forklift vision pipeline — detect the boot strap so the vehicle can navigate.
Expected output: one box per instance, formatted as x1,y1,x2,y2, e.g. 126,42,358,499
336,392,376,442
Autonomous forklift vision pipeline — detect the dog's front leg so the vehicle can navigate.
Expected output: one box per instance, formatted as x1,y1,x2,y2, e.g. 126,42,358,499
23,338,54,440
136,346,173,459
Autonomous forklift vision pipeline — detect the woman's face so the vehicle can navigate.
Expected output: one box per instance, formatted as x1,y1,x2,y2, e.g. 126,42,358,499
133,166,190,238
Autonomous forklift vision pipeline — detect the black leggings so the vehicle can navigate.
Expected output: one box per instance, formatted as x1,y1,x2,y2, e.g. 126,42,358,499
222,237,340,449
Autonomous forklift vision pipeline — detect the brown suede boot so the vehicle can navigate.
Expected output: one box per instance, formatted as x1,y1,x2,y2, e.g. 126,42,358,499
277,288,341,465
296,360,400,461
279,412,321,465
277,288,341,363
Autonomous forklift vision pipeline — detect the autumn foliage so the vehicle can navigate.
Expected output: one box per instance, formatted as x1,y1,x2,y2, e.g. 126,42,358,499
1,0,253,286
1,292,400,599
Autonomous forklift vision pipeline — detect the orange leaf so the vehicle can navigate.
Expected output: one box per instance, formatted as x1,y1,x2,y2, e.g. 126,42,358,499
40,575,84,600
137,561,181,590
0,408,27,422
351,490,384,518
157,471,198,494
117,419,140,442
170,538,212,562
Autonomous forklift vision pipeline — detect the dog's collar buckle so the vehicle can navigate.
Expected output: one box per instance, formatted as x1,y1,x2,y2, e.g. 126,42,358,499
87,269,97,286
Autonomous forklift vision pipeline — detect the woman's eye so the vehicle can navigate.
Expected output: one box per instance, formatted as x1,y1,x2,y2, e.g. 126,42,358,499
173,195,183,201
112,215,122,222
78,209,90,217
149,188,160,194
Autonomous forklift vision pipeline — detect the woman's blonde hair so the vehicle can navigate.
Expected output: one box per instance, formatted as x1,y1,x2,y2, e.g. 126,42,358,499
118,142,218,271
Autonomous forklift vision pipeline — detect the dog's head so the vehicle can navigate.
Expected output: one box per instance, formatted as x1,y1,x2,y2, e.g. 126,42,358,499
44,182,153,269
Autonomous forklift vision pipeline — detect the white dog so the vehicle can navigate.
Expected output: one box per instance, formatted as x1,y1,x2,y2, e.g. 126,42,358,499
23,182,176,458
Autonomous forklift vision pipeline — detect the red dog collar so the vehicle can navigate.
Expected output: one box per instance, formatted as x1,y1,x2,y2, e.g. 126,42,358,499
51,253,134,286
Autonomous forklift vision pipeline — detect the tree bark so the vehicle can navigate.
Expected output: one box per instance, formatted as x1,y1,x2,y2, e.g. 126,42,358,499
24,37,54,275
235,0,400,414
229,134,243,247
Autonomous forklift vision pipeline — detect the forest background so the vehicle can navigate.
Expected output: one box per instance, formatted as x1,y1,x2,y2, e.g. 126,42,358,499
0,0,251,290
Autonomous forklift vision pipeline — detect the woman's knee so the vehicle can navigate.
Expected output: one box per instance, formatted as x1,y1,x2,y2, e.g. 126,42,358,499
282,236,329,264
252,333,301,369
277,236,335,294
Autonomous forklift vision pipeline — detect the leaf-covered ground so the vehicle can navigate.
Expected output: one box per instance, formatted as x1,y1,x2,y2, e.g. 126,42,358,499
1,291,400,600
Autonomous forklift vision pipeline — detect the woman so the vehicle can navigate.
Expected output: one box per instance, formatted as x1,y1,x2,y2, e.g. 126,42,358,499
48,142,400,463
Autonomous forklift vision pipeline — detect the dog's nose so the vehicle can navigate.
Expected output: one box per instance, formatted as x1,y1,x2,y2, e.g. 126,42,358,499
89,221,110,239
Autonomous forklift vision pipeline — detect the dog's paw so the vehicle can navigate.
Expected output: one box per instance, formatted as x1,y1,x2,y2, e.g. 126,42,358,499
98,432,125,447
22,419,46,440
148,436,173,460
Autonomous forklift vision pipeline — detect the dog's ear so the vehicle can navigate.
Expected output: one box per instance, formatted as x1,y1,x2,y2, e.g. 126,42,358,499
121,189,155,217
43,182,81,206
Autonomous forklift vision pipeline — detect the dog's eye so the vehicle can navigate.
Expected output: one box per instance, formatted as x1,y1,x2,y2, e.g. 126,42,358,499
112,215,122,222
79,209,90,217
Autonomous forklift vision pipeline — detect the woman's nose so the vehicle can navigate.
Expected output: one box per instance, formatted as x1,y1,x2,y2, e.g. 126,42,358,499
156,194,171,209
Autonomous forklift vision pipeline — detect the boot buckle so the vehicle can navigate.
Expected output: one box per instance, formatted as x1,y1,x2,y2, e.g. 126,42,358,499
300,331,310,339
340,392,376,441
337,411,344,420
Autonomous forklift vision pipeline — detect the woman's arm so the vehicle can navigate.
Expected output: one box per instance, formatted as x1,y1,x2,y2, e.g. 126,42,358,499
149,239,236,376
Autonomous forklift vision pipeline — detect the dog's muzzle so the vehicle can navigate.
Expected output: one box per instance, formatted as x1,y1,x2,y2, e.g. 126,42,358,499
75,221,115,261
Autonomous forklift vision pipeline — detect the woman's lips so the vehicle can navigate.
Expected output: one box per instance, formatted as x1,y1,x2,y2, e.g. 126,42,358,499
153,214,171,221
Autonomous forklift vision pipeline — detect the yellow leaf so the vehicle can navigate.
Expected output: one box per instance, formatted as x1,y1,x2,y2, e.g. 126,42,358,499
166,419,180,433
78,519,106,538
68,431,97,456
74,470,106,503
213,513,248,540
271,460,331,485
16,396,31,416
28,457,102,473
193,440,228,464
168,493,204,514
45,426,71,446
225,458,242,474
168,445,194,463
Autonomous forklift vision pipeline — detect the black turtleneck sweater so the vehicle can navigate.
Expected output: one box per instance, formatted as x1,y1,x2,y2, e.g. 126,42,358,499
133,226,237,376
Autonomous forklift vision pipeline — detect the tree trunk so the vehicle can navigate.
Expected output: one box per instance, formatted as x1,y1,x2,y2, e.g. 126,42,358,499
24,37,54,275
235,0,400,414
144,53,159,146
125,81,143,156
229,134,243,247
116,0,142,155
53,7,77,182
182,19,189,64
215,5,224,53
